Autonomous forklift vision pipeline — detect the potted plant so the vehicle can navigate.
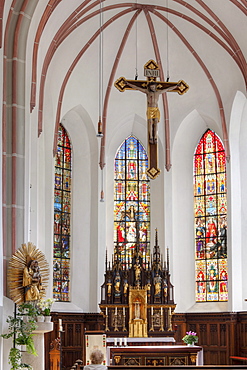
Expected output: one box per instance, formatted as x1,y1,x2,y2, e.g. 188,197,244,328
8,347,32,369
1,303,38,369
15,332,37,356
18,302,39,322
37,298,54,322
182,331,198,346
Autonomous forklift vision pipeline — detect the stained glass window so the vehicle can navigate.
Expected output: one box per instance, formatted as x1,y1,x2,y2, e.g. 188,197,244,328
194,129,228,302
114,136,150,265
53,124,72,301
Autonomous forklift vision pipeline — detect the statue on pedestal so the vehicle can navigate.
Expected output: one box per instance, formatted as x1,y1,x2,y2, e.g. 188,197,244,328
23,259,43,301
8,242,49,304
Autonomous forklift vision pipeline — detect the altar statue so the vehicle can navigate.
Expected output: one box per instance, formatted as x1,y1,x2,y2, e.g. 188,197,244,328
114,273,121,295
154,273,161,296
23,259,42,301
134,258,141,283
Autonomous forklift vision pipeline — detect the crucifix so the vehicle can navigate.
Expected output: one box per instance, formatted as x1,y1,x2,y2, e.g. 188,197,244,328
114,60,189,179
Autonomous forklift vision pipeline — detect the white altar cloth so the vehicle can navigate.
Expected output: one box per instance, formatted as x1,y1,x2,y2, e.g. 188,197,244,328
106,337,175,344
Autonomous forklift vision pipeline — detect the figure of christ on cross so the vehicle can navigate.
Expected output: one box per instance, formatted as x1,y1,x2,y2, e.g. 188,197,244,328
114,60,189,179
125,80,180,144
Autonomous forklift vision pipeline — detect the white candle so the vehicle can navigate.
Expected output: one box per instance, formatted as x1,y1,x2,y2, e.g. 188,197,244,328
123,307,125,315
114,338,117,346
151,307,153,315
119,338,122,346
59,319,63,331
124,337,127,346
115,306,117,315
161,307,163,316
106,307,108,316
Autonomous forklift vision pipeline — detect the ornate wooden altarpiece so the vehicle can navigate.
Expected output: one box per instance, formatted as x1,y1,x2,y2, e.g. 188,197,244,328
99,230,176,338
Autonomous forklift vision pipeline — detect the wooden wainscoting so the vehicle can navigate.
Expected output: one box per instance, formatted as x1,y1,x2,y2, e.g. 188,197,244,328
45,312,104,370
172,312,247,365
44,311,247,369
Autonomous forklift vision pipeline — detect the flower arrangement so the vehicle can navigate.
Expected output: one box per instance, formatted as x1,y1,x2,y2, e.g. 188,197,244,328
182,331,198,345
37,298,54,316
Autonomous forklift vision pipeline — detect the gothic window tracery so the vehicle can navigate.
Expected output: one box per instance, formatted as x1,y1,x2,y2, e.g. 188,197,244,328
114,136,150,265
194,129,228,302
53,124,72,301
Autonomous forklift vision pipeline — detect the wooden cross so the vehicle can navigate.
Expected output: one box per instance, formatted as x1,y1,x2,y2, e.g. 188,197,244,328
114,60,189,179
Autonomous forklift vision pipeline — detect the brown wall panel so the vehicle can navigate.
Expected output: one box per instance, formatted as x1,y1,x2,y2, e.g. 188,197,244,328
45,311,247,369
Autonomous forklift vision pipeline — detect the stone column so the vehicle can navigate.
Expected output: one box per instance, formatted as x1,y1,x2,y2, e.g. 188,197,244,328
22,321,53,369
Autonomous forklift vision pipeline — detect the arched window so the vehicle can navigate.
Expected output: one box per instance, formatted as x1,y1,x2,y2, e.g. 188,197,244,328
53,124,72,301
114,136,150,265
194,129,228,302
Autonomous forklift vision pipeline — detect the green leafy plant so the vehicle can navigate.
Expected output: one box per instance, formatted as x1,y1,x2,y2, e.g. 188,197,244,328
1,303,38,369
15,333,38,356
8,348,32,369
182,331,198,345
18,302,39,317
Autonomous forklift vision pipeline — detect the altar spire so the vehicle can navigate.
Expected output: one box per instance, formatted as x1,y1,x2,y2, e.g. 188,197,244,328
100,230,176,337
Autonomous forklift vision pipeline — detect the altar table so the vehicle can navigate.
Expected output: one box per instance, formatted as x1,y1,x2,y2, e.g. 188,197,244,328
107,345,203,366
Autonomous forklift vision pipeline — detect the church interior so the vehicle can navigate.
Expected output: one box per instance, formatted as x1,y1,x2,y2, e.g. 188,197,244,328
0,0,247,369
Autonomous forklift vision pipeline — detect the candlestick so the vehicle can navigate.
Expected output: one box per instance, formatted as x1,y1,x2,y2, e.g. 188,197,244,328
59,318,63,331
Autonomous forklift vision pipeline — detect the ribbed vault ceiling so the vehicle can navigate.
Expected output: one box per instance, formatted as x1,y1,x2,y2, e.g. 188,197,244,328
2,0,247,168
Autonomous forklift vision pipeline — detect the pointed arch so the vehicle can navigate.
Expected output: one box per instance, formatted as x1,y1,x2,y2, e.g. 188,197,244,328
194,129,228,302
53,124,72,301
114,136,150,264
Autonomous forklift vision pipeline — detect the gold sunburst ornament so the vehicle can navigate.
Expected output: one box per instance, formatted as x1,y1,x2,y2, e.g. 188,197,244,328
7,242,49,304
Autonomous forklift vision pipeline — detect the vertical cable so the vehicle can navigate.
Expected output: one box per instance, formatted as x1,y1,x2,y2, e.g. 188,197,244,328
135,0,138,79
98,0,104,200
97,0,103,137
166,0,170,82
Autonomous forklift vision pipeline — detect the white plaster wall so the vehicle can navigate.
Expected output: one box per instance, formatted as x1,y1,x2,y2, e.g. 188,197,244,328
240,96,247,311
49,105,99,312
61,106,99,311
229,91,247,312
